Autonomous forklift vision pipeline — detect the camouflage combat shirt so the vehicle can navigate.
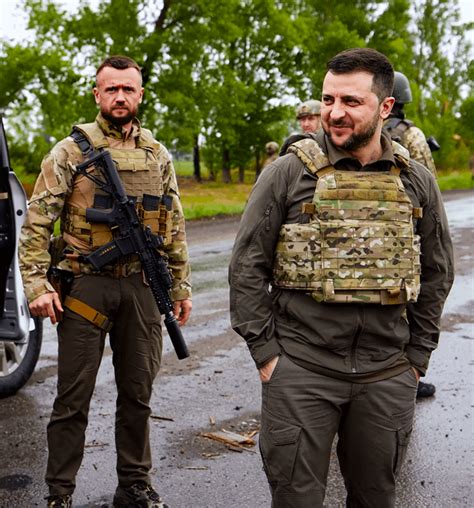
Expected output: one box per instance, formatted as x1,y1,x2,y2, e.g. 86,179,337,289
19,113,192,303
229,131,454,381
384,117,437,178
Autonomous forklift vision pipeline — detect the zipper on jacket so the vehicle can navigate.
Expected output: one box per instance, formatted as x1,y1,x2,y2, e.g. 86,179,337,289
350,307,365,373
432,210,441,237
264,203,273,231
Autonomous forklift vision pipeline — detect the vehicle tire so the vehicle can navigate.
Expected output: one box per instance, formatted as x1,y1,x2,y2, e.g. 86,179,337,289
0,317,43,398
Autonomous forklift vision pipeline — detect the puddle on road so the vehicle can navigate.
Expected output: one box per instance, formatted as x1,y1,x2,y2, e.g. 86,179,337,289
0,474,32,491
443,274,474,315
444,195,474,229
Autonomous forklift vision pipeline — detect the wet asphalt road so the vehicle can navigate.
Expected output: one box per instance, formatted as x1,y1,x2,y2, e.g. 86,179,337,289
0,190,472,508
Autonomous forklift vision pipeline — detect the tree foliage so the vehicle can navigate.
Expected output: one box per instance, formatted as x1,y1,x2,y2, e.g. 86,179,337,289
0,0,471,179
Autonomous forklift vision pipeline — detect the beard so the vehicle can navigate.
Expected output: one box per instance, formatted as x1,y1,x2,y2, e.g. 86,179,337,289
101,105,138,126
325,109,380,152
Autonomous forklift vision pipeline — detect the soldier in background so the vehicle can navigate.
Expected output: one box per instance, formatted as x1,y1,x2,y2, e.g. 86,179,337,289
385,71,439,399
384,71,438,178
296,99,322,133
262,141,280,169
19,55,191,508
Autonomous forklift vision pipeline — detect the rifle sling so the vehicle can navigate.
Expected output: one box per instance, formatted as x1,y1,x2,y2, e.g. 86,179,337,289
70,128,95,157
64,296,112,333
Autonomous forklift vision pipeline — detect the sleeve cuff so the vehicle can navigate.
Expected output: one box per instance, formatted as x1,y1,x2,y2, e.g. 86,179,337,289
406,346,430,376
253,338,282,369
171,288,192,301
24,280,56,303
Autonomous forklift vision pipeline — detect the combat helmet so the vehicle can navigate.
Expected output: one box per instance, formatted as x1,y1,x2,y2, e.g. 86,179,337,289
265,141,279,155
296,100,321,119
393,71,412,104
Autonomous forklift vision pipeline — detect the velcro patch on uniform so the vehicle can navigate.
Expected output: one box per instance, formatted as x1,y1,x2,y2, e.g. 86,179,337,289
44,161,67,196
302,203,316,214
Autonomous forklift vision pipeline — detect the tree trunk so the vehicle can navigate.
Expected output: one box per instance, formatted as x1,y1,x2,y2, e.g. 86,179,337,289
222,147,231,183
208,164,216,181
238,165,245,183
193,135,201,182
255,151,261,180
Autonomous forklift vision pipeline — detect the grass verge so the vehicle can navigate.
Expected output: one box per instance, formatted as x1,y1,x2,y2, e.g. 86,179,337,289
437,171,473,192
179,178,253,220
21,164,473,223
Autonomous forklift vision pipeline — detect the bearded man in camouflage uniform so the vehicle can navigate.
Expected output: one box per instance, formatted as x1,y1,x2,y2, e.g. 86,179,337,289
384,71,437,178
229,48,453,508
19,55,192,508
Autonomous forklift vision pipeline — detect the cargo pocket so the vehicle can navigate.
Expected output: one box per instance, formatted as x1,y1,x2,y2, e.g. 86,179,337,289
392,405,414,475
259,409,302,486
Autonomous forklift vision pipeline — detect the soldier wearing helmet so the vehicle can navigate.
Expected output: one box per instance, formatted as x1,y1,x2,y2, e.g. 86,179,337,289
384,71,438,178
385,71,439,400
262,141,280,170
296,99,322,133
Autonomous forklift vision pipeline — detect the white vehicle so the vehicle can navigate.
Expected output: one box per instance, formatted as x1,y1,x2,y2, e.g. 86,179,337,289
0,116,42,398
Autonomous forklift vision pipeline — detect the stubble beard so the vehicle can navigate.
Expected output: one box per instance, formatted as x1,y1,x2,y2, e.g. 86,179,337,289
101,106,138,127
325,109,380,152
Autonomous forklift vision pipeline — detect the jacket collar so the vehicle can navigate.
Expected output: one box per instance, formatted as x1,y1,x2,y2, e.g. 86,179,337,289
96,113,141,141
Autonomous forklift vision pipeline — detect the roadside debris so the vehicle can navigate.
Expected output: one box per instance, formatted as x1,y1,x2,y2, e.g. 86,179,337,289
201,452,221,459
151,414,175,422
178,465,209,470
84,441,109,448
199,429,257,453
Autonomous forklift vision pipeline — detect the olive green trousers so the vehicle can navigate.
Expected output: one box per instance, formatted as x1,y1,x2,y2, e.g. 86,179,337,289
46,273,162,496
259,354,418,508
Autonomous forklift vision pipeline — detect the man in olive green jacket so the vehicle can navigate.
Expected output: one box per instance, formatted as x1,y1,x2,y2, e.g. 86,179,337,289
229,48,453,508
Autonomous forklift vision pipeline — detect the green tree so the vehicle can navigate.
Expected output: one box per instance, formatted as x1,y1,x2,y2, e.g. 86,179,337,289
285,0,413,100
403,0,473,170
0,0,471,180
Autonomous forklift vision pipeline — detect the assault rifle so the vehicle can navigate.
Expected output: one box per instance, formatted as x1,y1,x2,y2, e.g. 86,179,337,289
426,135,440,153
75,150,189,360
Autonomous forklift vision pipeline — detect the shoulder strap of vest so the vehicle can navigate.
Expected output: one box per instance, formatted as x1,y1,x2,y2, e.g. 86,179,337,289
74,122,158,153
385,117,403,131
391,140,411,170
70,127,95,158
385,117,414,135
286,137,331,176
136,127,158,151
73,122,109,151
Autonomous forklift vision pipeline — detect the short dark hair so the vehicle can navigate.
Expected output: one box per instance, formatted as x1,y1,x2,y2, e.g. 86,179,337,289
96,55,142,81
326,48,394,102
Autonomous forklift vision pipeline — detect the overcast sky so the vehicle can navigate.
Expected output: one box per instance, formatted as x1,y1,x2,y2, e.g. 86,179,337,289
0,0,472,50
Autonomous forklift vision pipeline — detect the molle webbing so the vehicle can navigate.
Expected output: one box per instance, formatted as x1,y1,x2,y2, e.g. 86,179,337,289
63,193,173,249
66,123,173,249
273,140,421,304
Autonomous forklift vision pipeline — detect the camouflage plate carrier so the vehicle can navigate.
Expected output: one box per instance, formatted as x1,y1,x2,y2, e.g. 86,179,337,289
272,138,421,304
59,122,174,277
